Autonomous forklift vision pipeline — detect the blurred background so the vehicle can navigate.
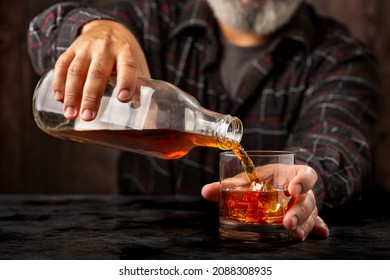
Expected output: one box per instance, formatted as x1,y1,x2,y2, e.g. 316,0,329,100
1,0,389,195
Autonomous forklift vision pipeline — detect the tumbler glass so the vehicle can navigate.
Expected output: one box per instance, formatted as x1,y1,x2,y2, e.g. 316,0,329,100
219,151,295,241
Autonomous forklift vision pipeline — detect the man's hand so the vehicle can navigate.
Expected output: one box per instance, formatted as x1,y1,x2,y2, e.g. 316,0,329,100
201,164,329,241
52,20,150,121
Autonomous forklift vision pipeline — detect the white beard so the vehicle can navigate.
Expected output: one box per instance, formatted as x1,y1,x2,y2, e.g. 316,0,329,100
206,0,303,35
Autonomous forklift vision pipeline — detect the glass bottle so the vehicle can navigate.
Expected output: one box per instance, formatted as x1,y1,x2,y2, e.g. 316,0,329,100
33,69,243,159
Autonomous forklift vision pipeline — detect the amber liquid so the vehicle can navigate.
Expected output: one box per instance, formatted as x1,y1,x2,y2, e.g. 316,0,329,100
220,187,292,225
49,128,224,159
51,127,262,181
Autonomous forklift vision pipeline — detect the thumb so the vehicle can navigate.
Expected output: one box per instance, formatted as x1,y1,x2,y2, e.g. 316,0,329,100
201,182,220,202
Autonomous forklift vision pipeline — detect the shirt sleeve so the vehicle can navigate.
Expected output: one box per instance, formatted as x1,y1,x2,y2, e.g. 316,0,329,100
27,2,118,75
286,41,380,211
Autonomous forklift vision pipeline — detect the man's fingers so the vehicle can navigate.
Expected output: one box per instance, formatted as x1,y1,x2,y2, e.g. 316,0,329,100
201,182,221,202
290,206,317,241
283,191,316,229
310,216,329,238
288,165,318,196
80,58,114,121
51,20,151,121
53,52,75,102
116,51,138,102
62,55,91,120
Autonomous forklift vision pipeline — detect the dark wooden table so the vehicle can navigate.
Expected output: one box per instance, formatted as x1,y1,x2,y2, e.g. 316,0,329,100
0,194,389,260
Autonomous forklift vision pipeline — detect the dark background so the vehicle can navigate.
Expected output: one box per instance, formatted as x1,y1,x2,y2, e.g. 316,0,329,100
1,0,389,195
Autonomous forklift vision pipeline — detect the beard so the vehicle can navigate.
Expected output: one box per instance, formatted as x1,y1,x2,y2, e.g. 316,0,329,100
206,0,303,35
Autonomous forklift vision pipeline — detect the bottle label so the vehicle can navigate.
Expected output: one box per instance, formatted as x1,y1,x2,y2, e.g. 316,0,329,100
35,70,63,114
74,86,155,130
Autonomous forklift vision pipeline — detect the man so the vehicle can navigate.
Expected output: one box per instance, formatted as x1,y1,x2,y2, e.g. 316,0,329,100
28,0,380,241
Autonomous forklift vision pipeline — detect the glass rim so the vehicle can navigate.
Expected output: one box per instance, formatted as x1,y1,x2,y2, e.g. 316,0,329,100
220,150,295,158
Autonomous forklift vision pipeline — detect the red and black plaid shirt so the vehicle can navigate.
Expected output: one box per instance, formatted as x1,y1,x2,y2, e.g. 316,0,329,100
28,0,380,211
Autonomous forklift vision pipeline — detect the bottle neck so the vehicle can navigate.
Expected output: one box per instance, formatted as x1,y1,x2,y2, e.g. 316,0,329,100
215,115,243,149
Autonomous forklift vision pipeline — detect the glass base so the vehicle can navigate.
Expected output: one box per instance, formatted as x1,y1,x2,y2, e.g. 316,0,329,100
220,219,291,242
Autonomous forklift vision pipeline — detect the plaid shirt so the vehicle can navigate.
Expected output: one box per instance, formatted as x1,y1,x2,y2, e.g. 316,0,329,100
28,0,380,211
